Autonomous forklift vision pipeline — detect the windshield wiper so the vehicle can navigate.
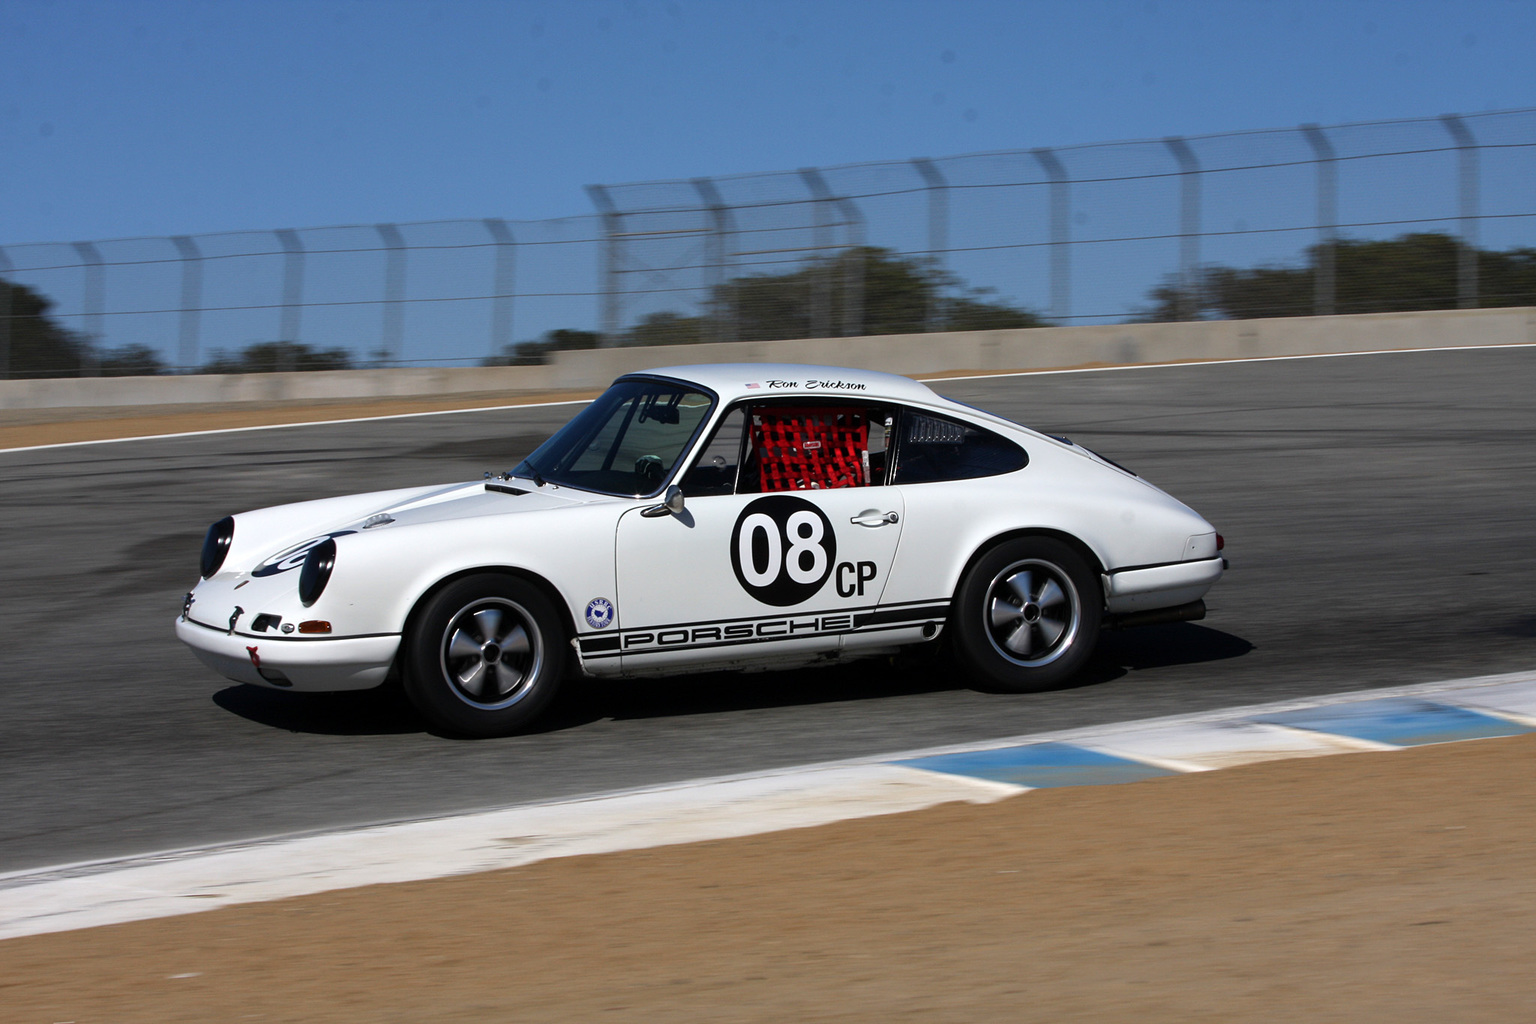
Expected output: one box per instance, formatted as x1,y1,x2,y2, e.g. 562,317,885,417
511,459,547,487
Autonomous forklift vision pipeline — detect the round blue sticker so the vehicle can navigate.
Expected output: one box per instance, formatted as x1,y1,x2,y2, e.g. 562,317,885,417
585,597,615,630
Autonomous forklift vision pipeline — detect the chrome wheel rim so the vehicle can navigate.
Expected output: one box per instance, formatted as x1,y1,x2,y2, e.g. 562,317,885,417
983,558,1081,668
439,597,543,710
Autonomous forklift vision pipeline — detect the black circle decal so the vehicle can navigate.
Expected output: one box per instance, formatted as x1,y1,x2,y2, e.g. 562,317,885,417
252,530,356,577
730,495,837,606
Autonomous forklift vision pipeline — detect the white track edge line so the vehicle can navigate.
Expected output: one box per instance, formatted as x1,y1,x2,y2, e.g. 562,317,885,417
924,341,1536,384
5,341,1533,454
0,398,593,454
5,667,1532,890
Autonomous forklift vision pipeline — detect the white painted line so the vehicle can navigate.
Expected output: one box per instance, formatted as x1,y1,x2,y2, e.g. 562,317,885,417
1442,678,1536,727
0,398,593,455
923,341,1536,385
834,669,1536,767
1074,720,1387,773
7,340,1532,454
0,764,1017,941
2,668,1532,942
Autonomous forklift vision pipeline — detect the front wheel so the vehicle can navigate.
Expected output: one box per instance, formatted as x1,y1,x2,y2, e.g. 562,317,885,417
951,537,1102,693
403,574,566,737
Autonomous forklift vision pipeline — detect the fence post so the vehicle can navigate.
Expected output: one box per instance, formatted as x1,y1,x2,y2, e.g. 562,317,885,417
1031,147,1072,324
376,223,407,365
171,235,203,370
1300,125,1338,316
692,178,736,344
911,158,949,332
798,168,835,338
275,229,304,371
835,194,866,337
585,185,622,347
71,241,103,376
0,246,12,380
1163,137,1202,321
483,219,516,360
1439,114,1480,308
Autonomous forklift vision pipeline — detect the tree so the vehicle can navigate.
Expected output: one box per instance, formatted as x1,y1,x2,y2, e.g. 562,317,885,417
202,341,355,374
625,311,705,348
587,247,1044,354
1137,233,1536,321
0,279,169,378
943,289,1046,331
483,328,601,366
0,278,87,378
490,248,1046,365
710,246,1044,341
99,344,167,377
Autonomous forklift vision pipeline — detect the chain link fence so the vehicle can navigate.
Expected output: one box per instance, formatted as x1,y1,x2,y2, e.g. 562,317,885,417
2,108,1533,377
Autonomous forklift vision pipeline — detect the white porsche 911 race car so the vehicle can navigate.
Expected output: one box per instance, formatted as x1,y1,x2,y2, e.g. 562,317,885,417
178,363,1224,736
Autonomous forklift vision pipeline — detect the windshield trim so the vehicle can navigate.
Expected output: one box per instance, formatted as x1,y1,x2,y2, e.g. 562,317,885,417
513,374,720,499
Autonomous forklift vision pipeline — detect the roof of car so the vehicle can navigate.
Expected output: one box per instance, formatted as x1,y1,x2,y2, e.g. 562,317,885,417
622,363,945,406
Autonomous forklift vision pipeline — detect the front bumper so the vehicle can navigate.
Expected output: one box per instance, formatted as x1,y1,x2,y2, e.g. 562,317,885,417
175,616,400,692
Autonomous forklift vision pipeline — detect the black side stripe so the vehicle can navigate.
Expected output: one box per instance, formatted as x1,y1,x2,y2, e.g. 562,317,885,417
853,604,951,628
576,600,949,659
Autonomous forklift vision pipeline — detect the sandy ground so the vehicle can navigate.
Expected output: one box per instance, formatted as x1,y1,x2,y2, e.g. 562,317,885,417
0,361,1138,450
0,390,600,450
7,380,1534,1021
4,733,1535,1023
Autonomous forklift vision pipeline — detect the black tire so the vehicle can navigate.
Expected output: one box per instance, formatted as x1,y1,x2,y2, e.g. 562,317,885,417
402,574,566,737
951,537,1102,693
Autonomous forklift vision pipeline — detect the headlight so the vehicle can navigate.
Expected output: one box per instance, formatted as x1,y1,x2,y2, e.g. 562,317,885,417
201,516,235,579
298,537,337,607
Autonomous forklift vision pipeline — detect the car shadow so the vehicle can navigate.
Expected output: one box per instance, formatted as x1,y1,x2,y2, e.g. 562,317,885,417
213,681,425,736
539,622,1255,730
1094,621,1256,672
212,622,1254,738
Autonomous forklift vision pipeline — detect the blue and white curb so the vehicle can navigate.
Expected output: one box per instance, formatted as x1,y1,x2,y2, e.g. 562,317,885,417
3,669,1534,941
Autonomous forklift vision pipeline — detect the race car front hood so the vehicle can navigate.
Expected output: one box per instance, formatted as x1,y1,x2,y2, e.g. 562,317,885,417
184,479,606,639
200,478,597,581
355,479,590,530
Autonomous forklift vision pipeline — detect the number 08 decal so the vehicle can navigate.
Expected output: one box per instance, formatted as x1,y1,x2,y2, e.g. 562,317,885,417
731,496,838,606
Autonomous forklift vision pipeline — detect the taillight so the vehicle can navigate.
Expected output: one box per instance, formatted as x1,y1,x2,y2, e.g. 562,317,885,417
1216,534,1225,551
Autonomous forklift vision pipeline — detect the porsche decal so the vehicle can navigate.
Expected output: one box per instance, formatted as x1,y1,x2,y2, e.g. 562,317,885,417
577,600,949,659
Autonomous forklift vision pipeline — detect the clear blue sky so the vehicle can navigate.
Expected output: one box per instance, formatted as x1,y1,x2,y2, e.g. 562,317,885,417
3,0,1534,246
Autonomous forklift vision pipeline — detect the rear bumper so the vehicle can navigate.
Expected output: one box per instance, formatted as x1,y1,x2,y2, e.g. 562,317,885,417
175,616,400,692
1103,557,1223,613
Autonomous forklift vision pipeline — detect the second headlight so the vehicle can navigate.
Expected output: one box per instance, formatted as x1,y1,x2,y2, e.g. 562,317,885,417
298,537,337,607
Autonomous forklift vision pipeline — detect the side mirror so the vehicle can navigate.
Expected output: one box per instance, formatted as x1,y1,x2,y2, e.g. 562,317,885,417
641,484,685,518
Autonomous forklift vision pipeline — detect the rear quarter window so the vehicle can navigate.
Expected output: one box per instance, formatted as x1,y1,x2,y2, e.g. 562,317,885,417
890,412,1028,484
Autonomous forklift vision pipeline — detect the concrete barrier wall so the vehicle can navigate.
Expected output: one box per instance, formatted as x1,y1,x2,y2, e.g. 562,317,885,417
3,306,1532,411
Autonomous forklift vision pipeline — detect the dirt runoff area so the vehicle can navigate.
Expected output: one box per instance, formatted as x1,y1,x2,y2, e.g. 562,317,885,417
5,734,1536,1023
0,363,1138,451
0,390,601,450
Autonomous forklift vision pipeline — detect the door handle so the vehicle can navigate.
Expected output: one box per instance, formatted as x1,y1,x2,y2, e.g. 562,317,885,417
850,510,899,527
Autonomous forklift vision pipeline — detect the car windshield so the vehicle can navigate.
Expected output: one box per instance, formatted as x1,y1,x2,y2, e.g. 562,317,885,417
514,378,716,497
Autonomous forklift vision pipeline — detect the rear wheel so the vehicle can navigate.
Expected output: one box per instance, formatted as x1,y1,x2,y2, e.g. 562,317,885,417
403,574,566,737
952,537,1101,692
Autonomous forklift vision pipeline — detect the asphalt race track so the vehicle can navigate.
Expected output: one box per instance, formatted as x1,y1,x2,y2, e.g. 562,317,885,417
3,346,1534,873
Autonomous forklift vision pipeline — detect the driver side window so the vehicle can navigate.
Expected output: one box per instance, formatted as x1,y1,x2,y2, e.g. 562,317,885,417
680,402,893,495
680,407,748,496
